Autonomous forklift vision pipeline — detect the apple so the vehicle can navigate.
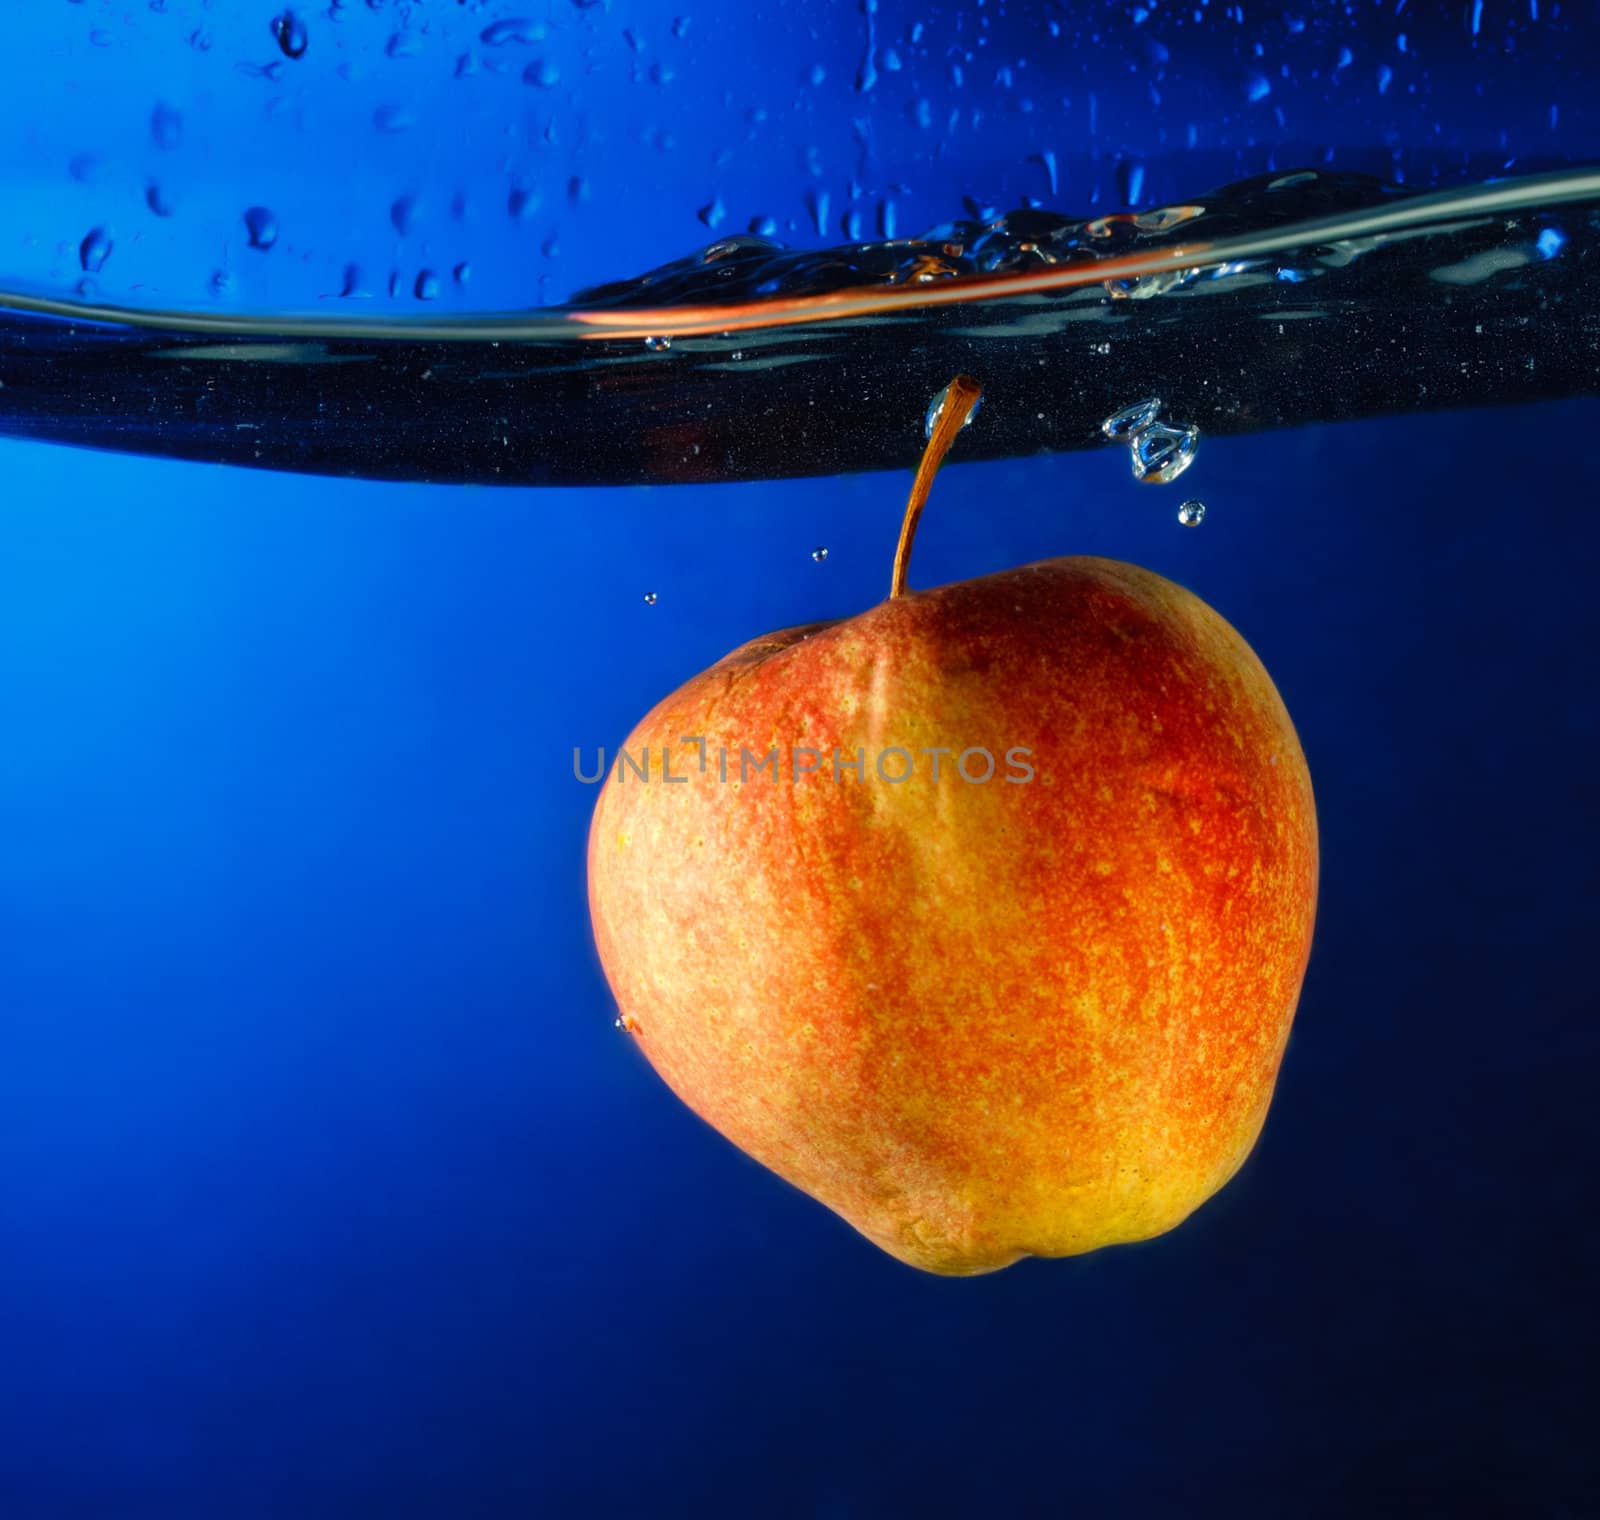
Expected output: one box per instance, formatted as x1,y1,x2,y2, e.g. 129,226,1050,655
587,377,1317,1275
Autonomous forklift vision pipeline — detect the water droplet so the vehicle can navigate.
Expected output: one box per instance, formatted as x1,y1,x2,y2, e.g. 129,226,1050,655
1101,397,1162,441
1131,422,1200,484
390,195,418,235
453,261,472,285
698,196,726,230
78,228,112,274
523,58,560,87
271,9,308,59
644,336,672,352
415,269,440,300
243,206,278,250
373,104,415,134
145,183,173,218
924,382,982,440
481,18,548,45
210,269,234,296
150,102,183,149
812,546,829,562
1178,499,1207,527
339,263,364,298
643,591,658,605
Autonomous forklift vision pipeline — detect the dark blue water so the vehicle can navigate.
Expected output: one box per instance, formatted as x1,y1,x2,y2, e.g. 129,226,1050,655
2,4,1598,1516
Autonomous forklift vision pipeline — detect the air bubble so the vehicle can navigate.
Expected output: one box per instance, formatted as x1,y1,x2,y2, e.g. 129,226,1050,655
643,591,658,605
1101,397,1162,440
644,336,672,352
812,546,829,562
1178,499,1207,527
924,381,982,439
1131,422,1200,484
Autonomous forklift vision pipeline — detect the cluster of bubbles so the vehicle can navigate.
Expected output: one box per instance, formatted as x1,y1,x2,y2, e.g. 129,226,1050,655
1100,397,1200,486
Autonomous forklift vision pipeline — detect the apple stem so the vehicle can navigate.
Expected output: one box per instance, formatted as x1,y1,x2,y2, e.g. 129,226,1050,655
890,375,984,599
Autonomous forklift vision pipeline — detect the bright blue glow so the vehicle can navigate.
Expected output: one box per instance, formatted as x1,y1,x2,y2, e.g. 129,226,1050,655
1537,227,1566,259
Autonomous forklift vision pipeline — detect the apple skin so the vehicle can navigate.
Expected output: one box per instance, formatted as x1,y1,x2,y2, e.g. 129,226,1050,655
588,556,1317,1275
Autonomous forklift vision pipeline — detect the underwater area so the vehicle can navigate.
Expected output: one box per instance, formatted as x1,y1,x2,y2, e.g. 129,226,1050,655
1,1,1598,1515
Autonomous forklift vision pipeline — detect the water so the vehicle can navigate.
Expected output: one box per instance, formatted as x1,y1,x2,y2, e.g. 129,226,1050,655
2,167,1596,486
2,3,1599,1516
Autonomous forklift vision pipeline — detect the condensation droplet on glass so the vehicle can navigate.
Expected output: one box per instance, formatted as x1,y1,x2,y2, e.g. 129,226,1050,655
79,228,112,275
812,546,829,563
643,591,659,606
481,19,548,46
415,270,440,300
453,261,471,286
390,195,418,235
523,59,560,88
150,103,183,150
271,10,308,59
1101,397,1162,441
924,382,982,440
644,335,672,352
244,206,278,250
1178,499,1207,527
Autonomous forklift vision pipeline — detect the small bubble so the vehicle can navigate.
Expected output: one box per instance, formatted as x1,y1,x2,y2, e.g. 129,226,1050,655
243,206,278,250
209,269,235,296
415,269,440,300
79,228,112,274
271,9,308,58
644,335,672,352
812,546,829,562
643,591,659,605
924,382,982,440
453,261,472,285
1178,499,1207,527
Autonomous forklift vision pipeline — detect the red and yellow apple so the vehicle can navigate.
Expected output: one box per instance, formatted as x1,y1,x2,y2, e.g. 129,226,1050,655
587,379,1318,1275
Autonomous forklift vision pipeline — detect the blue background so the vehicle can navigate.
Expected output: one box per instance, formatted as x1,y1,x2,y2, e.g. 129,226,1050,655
3,2,1600,1516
